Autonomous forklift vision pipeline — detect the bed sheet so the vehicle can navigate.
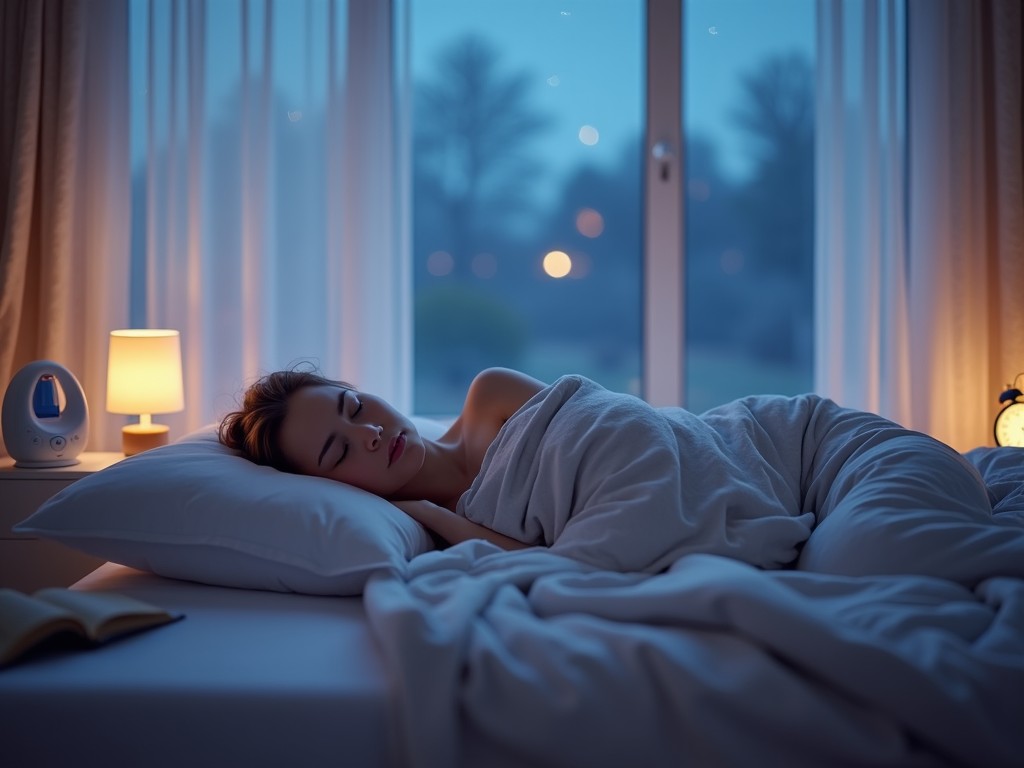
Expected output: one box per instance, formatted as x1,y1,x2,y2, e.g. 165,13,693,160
0,563,398,768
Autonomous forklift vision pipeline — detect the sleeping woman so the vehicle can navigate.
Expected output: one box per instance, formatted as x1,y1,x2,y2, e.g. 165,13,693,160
219,367,546,551
220,365,1023,586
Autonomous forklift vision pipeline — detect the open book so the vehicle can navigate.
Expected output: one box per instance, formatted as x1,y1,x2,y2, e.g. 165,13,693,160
0,588,184,668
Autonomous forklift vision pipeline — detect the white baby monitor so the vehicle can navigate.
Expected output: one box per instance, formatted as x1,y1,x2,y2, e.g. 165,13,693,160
2,360,89,467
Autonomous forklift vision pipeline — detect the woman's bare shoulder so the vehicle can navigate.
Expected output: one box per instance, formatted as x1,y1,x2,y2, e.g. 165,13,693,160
465,367,546,422
438,369,546,482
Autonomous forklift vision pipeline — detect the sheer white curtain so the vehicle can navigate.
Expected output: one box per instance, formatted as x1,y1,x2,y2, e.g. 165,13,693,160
0,0,131,455
132,0,410,442
814,0,909,423
815,0,1024,451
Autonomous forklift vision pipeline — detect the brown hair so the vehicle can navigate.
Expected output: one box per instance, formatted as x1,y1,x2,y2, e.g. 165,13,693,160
218,368,352,472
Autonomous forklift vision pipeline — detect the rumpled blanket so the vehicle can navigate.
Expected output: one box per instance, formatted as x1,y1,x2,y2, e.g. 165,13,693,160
457,375,1022,585
366,376,1024,767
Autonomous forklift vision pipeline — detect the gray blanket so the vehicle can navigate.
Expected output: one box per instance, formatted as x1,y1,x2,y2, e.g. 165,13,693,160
458,375,1018,585
367,376,1024,767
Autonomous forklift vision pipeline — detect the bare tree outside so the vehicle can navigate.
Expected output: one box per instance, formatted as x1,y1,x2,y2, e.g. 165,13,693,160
411,33,814,413
414,36,552,278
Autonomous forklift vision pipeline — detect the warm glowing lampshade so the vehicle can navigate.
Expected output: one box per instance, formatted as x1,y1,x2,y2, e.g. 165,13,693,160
106,329,184,455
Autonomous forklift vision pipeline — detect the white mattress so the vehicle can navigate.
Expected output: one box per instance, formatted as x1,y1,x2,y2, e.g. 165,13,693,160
0,563,398,767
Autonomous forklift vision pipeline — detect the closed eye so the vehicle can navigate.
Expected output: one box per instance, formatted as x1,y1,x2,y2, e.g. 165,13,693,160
342,388,363,419
333,442,348,468
328,388,359,468
320,389,356,469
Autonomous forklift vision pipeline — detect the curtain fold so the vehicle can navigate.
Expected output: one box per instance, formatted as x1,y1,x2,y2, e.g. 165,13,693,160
340,0,411,412
134,0,409,442
905,0,1023,451
0,0,130,456
816,0,1024,451
814,0,910,422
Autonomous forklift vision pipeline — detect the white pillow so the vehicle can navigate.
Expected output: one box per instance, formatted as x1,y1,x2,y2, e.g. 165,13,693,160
15,422,441,595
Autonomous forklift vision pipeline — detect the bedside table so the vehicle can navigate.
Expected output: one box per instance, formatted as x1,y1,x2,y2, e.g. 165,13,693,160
0,452,124,592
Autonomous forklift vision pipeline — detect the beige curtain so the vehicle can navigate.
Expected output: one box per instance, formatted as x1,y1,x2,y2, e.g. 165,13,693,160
905,0,1024,451
816,0,1024,451
0,0,131,455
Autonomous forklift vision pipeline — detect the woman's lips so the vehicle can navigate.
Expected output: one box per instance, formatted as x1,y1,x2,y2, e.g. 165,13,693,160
388,432,406,466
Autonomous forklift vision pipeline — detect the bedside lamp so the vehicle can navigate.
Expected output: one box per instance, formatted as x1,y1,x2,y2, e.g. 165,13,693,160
106,329,185,455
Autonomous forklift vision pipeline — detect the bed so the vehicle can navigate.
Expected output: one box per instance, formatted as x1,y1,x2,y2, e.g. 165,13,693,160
0,563,398,767
3,376,1023,768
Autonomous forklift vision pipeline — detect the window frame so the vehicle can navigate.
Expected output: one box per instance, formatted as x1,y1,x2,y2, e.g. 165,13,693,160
643,0,685,406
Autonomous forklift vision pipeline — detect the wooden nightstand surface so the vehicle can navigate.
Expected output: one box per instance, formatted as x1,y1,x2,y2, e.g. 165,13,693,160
0,451,124,478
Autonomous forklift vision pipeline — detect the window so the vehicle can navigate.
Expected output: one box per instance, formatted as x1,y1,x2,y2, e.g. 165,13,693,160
408,0,645,414
683,0,815,411
129,0,814,419
408,0,814,414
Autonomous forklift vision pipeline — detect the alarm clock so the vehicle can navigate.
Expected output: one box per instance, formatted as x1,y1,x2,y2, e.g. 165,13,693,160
1,360,89,467
994,382,1024,447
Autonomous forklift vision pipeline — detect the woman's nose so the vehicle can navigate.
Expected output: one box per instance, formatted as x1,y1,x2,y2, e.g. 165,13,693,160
360,424,383,450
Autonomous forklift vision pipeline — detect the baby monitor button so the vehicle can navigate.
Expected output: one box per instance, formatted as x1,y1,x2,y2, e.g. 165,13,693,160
50,435,67,451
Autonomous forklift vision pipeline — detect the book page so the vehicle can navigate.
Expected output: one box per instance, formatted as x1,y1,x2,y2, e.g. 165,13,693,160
0,589,85,667
34,588,180,642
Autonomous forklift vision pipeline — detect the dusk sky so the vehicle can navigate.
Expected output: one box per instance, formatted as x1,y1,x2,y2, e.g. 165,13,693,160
131,0,814,185
413,0,814,182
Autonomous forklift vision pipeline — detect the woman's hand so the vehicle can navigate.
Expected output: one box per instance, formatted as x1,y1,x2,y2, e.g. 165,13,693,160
392,499,532,551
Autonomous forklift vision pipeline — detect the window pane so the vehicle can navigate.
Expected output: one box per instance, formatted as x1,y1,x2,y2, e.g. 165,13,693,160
409,1,645,414
683,0,815,411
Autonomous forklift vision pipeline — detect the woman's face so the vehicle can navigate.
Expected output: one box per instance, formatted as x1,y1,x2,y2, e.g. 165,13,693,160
277,384,424,496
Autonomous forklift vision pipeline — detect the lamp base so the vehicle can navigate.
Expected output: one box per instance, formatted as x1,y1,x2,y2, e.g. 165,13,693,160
122,423,170,456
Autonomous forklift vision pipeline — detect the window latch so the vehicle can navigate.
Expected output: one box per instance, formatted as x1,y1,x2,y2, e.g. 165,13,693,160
651,141,675,182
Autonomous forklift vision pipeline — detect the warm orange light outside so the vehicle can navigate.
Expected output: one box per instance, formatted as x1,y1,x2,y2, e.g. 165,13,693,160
426,250,454,276
543,250,572,279
575,208,605,238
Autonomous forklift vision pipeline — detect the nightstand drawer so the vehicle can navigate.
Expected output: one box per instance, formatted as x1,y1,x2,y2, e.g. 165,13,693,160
0,538,105,592
0,452,122,589
1,479,74,538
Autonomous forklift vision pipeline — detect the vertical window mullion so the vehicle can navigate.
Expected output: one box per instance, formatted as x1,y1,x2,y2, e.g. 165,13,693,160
644,0,685,407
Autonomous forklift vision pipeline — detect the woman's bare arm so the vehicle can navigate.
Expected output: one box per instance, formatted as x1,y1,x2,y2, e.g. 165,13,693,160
393,499,533,551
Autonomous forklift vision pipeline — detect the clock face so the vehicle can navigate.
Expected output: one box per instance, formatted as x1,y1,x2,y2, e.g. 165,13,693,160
994,402,1024,447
